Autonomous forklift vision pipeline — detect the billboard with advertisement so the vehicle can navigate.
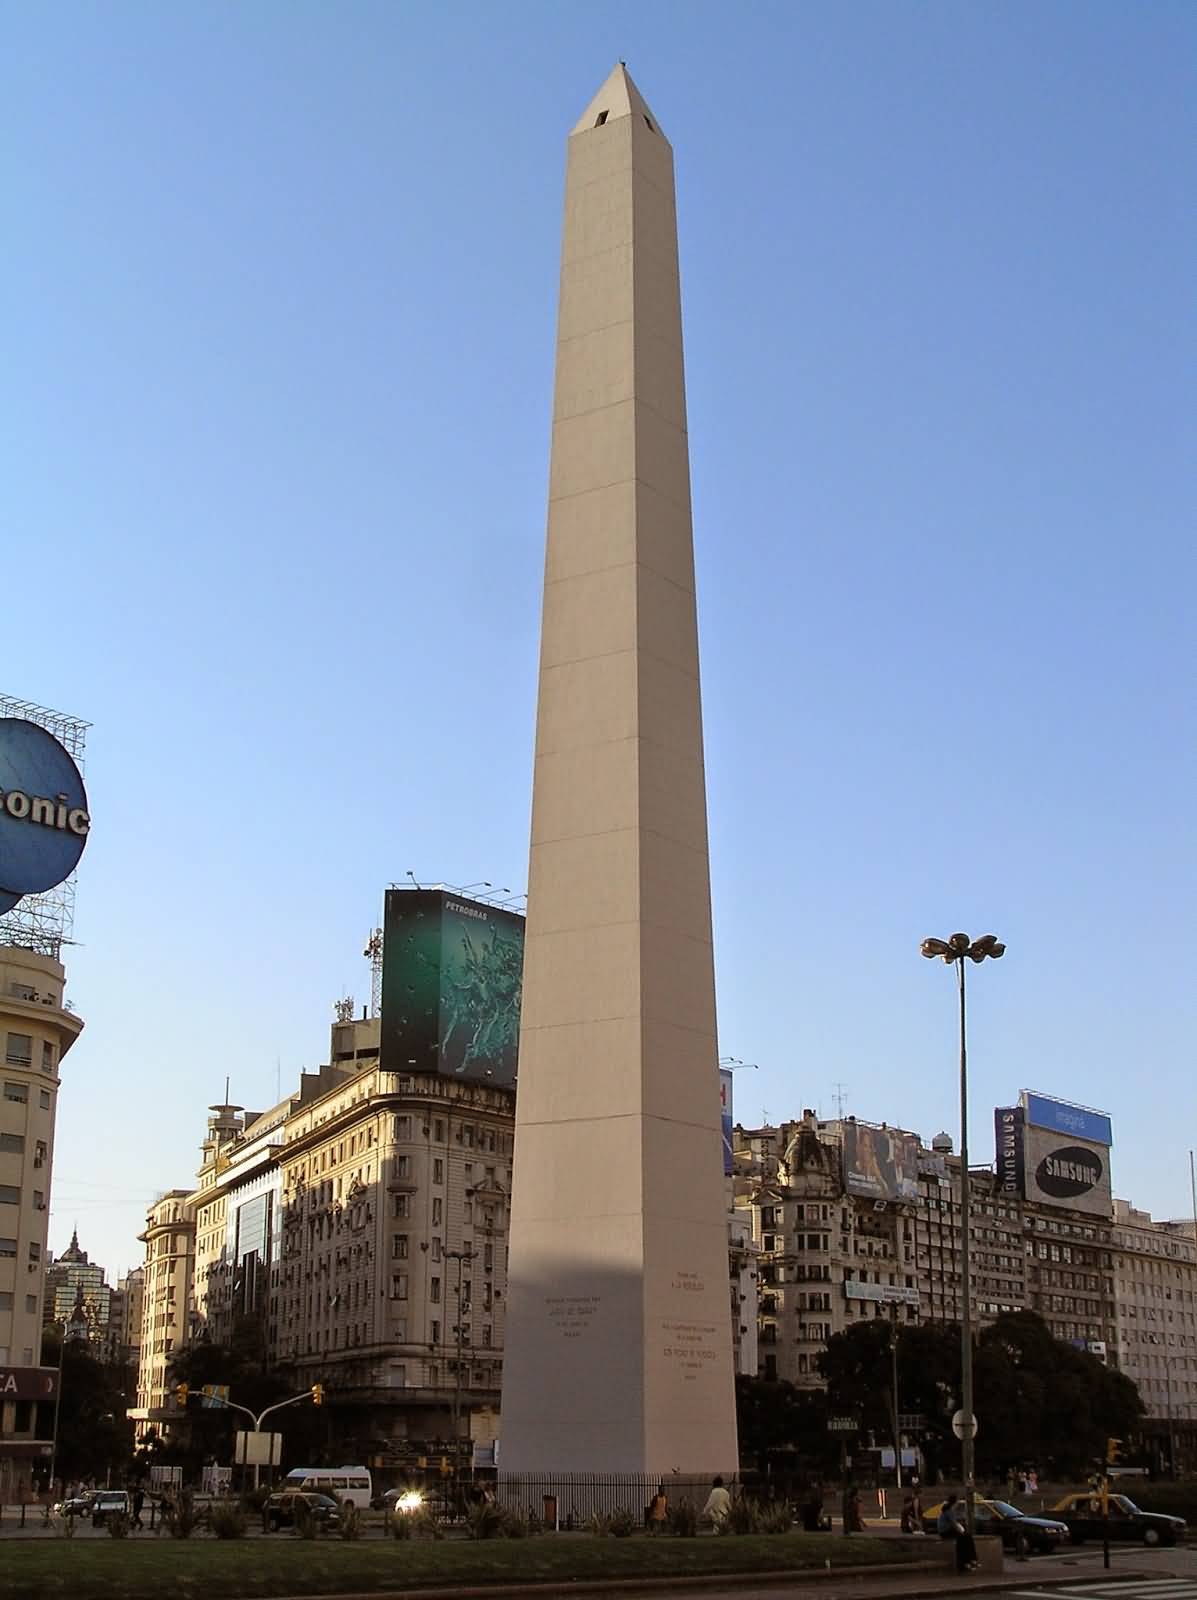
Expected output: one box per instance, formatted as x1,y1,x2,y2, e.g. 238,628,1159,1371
0,717,90,911
380,888,524,1087
1022,1091,1112,1148
994,1105,1026,1197
842,1122,920,1202
1020,1120,1113,1217
719,1068,734,1176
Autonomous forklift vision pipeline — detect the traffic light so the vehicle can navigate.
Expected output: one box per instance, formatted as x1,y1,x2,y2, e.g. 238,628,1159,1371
311,1383,324,1407
175,1383,189,1407
1106,1437,1123,1465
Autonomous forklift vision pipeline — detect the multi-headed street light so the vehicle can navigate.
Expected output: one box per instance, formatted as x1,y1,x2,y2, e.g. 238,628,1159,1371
921,932,1005,1534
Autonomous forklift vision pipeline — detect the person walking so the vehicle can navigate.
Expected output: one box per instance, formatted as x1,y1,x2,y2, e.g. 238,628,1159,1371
131,1486,145,1531
937,1493,978,1572
701,1476,731,1530
648,1485,669,1535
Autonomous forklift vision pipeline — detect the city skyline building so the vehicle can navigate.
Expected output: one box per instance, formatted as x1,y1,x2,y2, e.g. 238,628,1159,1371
500,63,738,1479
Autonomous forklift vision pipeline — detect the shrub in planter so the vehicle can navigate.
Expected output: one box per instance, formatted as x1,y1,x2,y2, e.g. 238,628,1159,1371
722,1496,761,1536
667,1497,699,1538
608,1506,638,1538
466,1499,507,1540
209,1503,248,1540
106,1513,130,1539
588,1510,612,1537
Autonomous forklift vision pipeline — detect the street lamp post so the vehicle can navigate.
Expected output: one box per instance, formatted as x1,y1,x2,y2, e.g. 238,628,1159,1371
890,1305,902,1492
921,931,1006,1536
1149,1336,1177,1477
445,1246,476,1506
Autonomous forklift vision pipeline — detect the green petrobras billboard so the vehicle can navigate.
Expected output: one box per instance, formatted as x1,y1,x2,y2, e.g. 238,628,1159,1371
379,888,524,1087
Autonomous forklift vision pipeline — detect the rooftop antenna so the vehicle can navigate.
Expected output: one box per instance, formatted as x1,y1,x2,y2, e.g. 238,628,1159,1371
364,928,383,1017
406,870,422,889
832,1082,849,1118
224,1075,230,1104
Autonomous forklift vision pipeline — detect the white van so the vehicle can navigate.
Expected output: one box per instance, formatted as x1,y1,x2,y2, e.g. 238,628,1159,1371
281,1465,373,1508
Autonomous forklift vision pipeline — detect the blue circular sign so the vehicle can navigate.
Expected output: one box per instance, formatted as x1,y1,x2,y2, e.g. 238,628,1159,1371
0,719,90,895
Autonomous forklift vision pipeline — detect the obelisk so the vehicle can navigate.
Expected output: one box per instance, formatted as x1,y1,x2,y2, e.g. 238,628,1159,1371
500,65,738,1479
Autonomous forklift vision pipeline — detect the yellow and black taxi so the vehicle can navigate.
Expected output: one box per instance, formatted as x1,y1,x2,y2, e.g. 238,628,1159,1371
922,1498,1069,1554
1050,1492,1186,1547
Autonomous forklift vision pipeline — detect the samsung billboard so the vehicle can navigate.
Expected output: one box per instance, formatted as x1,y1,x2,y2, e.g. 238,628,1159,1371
379,888,524,1088
993,1092,1114,1217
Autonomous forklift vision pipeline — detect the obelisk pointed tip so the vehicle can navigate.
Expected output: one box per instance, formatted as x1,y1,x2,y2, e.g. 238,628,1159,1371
571,62,666,138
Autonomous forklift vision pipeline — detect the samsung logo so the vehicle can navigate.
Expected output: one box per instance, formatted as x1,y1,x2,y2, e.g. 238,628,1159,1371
0,789,90,836
1036,1145,1103,1198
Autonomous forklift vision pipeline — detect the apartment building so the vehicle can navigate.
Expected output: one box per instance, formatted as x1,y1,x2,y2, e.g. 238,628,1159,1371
0,943,83,1489
43,1229,112,1337
105,1267,144,1369
1111,1202,1197,1423
131,1190,195,1432
735,1108,1122,1393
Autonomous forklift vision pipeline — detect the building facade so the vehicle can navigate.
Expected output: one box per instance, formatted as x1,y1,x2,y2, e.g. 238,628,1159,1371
1111,1203,1197,1425
0,944,82,1489
131,1191,195,1432
43,1230,112,1340
735,1107,1123,1395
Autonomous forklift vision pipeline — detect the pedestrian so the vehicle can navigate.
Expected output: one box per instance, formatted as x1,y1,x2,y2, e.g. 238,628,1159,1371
1027,1469,1038,1495
701,1476,731,1530
648,1485,669,1535
801,1485,825,1532
936,1493,978,1573
131,1487,145,1531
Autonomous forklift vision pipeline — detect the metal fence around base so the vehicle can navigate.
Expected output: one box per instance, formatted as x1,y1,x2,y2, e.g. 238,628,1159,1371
496,1472,735,1529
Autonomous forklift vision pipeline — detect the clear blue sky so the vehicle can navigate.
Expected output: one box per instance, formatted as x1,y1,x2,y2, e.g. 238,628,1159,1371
4,1,1193,1276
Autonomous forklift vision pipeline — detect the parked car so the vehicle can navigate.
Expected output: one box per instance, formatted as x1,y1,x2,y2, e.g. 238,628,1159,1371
54,1493,94,1518
90,1491,131,1526
1050,1493,1187,1547
374,1486,426,1514
263,1490,340,1533
922,1498,1069,1555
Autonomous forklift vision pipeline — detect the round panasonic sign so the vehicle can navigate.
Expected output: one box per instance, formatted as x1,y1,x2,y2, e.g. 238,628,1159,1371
1035,1144,1104,1199
0,718,91,898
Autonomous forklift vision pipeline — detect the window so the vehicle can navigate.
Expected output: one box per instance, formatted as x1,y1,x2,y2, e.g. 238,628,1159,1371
395,1155,410,1179
3,1082,27,1104
0,1133,24,1154
392,1235,409,1260
433,1159,444,1185
5,1035,32,1067
391,1194,409,1219
39,1090,50,1109
434,1119,444,1141
482,1324,492,1347
430,1320,441,1345
25,1294,37,1314
430,1277,441,1304
41,1042,55,1073
0,1186,20,1205
391,1274,408,1300
432,1198,443,1227
0,1292,11,1309
0,1238,16,1258
394,1115,411,1140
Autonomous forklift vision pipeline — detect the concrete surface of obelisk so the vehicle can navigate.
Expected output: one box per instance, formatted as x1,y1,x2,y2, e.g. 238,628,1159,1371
499,65,738,1478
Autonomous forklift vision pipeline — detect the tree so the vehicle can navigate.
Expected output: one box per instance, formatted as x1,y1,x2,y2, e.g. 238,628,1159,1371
735,1375,839,1477
39,1327,132,1489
